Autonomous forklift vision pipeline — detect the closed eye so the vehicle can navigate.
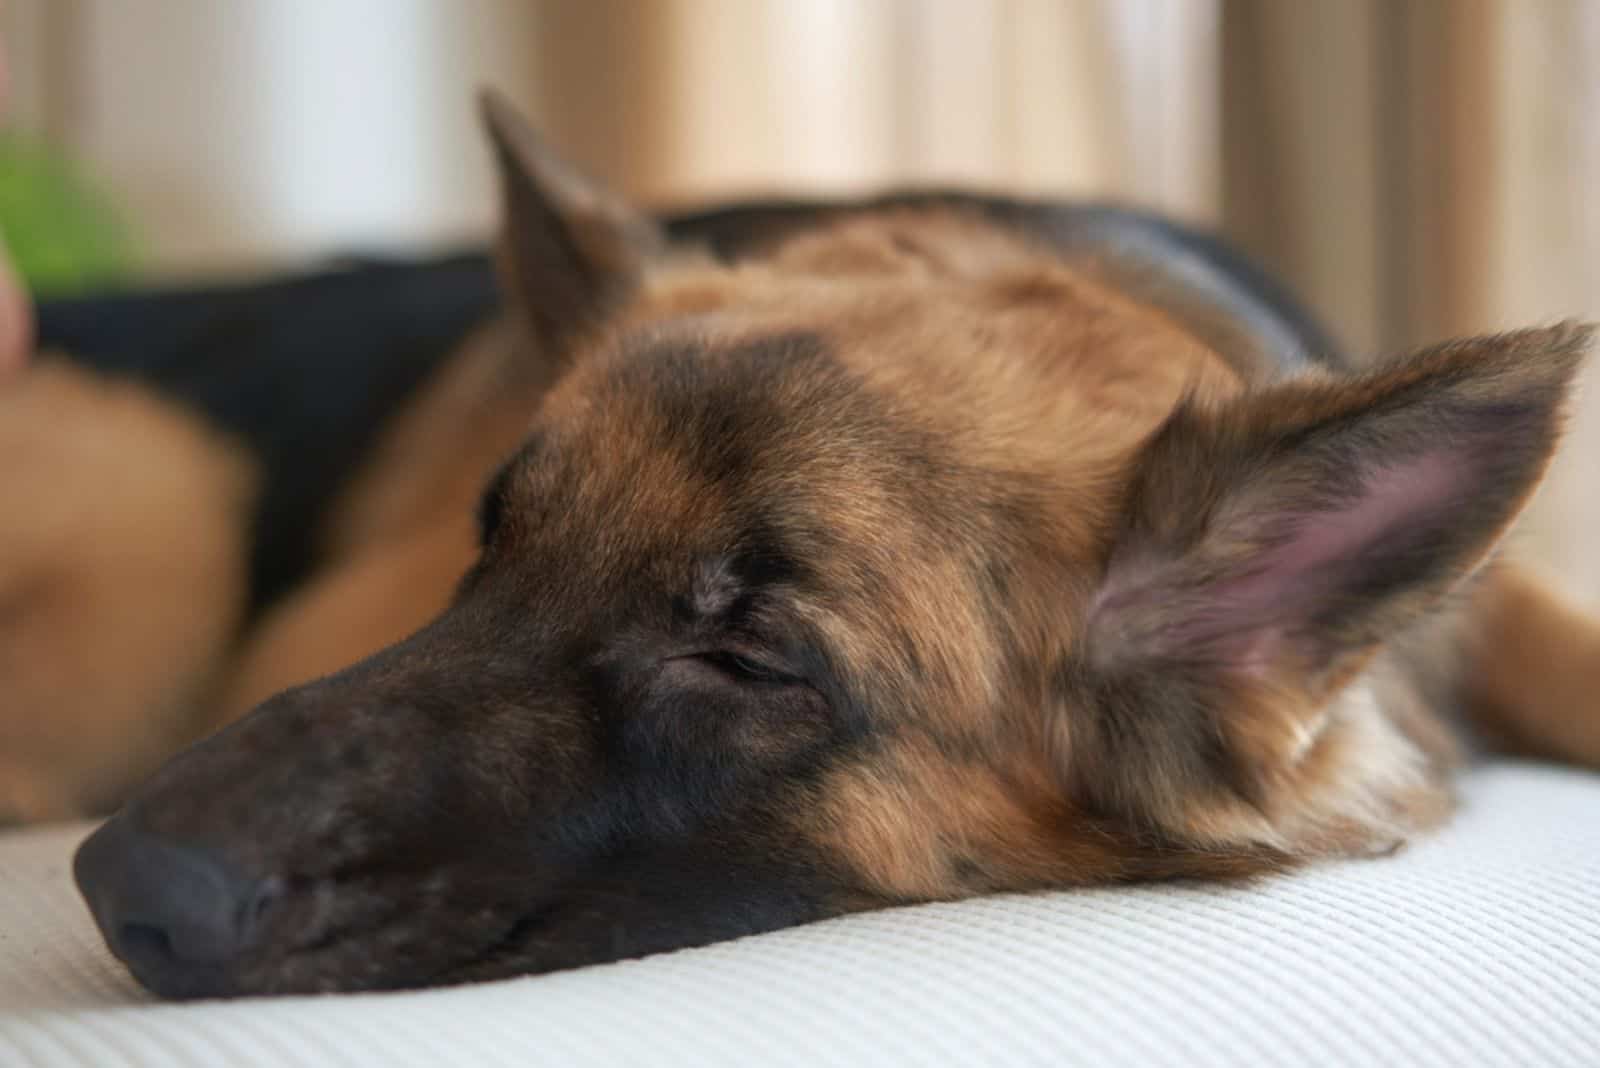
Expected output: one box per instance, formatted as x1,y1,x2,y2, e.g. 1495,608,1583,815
687,650,800,686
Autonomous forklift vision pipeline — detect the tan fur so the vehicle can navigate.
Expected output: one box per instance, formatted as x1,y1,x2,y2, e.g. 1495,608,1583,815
0,358,255,820
1178,674,1456,856
1459,562,1600,766
811,733,1288,903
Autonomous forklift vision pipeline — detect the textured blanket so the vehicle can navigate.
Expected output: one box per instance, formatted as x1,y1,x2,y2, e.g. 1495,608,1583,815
2,764,1596,1067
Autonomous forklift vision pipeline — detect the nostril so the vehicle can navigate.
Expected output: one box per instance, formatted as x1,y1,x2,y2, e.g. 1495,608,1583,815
118,922,176,964
239,876,286,940
74,816,269,975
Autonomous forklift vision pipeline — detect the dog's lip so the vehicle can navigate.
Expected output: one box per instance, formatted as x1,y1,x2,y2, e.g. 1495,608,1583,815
462,900,563,962
165,878,565,996
257,904,561,995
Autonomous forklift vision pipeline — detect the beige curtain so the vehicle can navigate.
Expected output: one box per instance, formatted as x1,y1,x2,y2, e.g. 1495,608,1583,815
529,0,1218,219
5,0,1598,597
1221,0,1600,602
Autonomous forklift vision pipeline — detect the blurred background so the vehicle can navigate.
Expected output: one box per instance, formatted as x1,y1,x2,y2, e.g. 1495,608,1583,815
1,0,1597,597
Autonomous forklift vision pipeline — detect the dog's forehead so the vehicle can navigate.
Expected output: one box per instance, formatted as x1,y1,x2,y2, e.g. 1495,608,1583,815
507,212,1246,589
538,324,891,496
480,331,831,594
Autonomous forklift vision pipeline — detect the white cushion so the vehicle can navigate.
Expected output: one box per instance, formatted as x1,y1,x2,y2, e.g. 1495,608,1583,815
1,762,1596,1067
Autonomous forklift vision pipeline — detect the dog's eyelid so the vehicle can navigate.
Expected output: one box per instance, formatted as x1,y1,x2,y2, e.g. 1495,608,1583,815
677,648,799,685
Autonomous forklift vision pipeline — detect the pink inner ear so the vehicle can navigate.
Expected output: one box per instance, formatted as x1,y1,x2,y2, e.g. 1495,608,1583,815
1095,447,1474,670
1245,448,1468,593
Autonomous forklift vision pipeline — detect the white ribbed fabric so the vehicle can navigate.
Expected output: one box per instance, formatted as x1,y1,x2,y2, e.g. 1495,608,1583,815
2,763,1597,1068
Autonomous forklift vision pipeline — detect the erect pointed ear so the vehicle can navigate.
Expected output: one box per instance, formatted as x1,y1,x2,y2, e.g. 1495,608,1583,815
477,89,665,361
1074,323,1591,852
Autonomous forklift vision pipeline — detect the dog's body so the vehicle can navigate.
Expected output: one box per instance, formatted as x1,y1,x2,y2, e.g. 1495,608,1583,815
5,96,1595,998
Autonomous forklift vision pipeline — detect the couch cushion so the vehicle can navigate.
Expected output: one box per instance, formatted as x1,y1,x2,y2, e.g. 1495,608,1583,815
2,762,1596,1067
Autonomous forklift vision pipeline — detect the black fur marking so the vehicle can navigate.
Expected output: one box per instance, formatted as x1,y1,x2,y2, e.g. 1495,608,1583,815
731,517,809,592
613,330,846,491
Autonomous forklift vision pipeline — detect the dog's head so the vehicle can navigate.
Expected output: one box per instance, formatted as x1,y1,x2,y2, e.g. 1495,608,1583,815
76,95,1589,997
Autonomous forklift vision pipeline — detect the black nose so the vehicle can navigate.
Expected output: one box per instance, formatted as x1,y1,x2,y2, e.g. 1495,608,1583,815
74,816,276,996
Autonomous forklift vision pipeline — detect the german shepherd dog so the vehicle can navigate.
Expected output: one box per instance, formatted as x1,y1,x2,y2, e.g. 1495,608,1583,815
17,94,1595,998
